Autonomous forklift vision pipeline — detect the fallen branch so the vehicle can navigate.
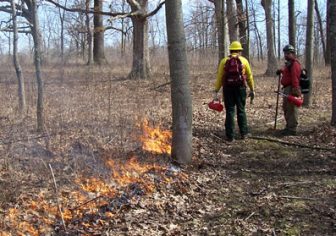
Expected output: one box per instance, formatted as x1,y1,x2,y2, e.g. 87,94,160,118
244,211,255,221
250,135,334,151
278,195,317,201
211,133,223,141
70,196,104,212
49,164,67,231
278,181,316,187
151,81,171,91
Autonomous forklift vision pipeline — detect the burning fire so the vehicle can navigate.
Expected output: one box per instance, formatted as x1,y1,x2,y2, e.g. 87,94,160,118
76,177,116,197
2,118,178,234
140,119,172,155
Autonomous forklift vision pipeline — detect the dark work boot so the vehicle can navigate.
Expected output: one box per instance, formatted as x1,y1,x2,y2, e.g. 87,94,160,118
225,136,234,142
241,133,251,140
280,129,297,136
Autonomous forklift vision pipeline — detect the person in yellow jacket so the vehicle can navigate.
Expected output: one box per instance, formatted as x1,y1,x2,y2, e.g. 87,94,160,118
213,41,255,141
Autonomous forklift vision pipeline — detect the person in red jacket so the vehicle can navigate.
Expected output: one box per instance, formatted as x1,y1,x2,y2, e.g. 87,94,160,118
276,44,302,136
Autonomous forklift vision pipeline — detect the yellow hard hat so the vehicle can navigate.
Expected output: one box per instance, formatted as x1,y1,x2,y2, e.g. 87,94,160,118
229,41,243,51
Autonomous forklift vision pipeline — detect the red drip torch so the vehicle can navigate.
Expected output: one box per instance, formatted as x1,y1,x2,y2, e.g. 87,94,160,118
208,100,224,112
275,91,303,107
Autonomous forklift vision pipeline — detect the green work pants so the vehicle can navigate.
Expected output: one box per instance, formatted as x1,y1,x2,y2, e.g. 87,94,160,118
223,87,248,139
283,86,298,132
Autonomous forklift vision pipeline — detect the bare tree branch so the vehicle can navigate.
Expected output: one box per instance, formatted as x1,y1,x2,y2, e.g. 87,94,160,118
45,0,139,18
1,28,31,34
44,0,164,20
0,6,12,14
144,0,165,18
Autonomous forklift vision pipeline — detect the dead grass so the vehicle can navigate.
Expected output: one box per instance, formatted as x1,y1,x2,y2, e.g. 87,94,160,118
0,60,335,235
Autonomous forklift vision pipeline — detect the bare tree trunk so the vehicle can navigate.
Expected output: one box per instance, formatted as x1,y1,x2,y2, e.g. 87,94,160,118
288,0,296,48
127,0,150,80
330,0,336,125
58,0,67,62
30,0,44,131
277,0,280,60
303,0,315,107
236,0,248,59
261,0,277,76
120,0,126,58
86,0,93,65
11,0,26,115
224,5,230,53
93,0,107,65
165,0,192,165
272,1,276,55
245,0,250,60
314,0,326,66
226,0,238,42
326,0,331,65
251,2,263,61
213,0,225,62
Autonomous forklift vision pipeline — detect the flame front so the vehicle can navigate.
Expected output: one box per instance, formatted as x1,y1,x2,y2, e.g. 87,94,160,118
140,119,172,155
2,119,179,234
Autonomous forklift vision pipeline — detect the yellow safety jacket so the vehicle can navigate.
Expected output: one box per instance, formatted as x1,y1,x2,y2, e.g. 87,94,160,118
214,53,254,92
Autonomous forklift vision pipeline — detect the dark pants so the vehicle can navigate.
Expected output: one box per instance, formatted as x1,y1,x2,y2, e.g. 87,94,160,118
223,87,248,139
283,86,298,131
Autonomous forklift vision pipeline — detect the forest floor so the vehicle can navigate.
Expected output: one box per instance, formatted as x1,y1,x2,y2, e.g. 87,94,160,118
0,63,335,235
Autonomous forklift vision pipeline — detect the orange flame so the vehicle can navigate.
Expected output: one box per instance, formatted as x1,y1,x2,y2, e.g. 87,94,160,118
4,194,58,235
2,119,179,234
140,119,172,155
105,157,160,193
76,177,116,197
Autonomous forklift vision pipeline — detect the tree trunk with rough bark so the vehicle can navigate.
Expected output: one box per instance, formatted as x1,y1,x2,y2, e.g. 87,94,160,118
277,0,280,59
213,0,226,62
330,0,336,125
326,0,331,66
303,0,315,107
245,0,250,60
165,0,192,165
127,0,150,80
226,0,238,42
288,0,296,48
86,0,93,65
29,0,44,131
93,0,107,65
314,0,326,66
261,0,277,76
11,0,26,116
236,0,248,59
57,0,67,62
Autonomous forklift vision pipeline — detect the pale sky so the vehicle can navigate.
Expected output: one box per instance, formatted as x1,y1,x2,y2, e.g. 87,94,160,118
0,0,327,54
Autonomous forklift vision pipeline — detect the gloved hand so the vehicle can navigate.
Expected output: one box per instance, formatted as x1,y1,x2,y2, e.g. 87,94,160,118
248,90,255,104
213,91,219,101
276,69,282,76
291,87,301,97
248,90,255,99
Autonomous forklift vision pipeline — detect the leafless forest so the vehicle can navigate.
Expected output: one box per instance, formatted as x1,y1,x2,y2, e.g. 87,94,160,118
0,0,335,235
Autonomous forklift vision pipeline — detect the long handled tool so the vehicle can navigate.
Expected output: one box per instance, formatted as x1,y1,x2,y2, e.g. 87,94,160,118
274,74,281,129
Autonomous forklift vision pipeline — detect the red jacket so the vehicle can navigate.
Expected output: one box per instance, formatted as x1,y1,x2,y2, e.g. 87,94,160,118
280,59,301,89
